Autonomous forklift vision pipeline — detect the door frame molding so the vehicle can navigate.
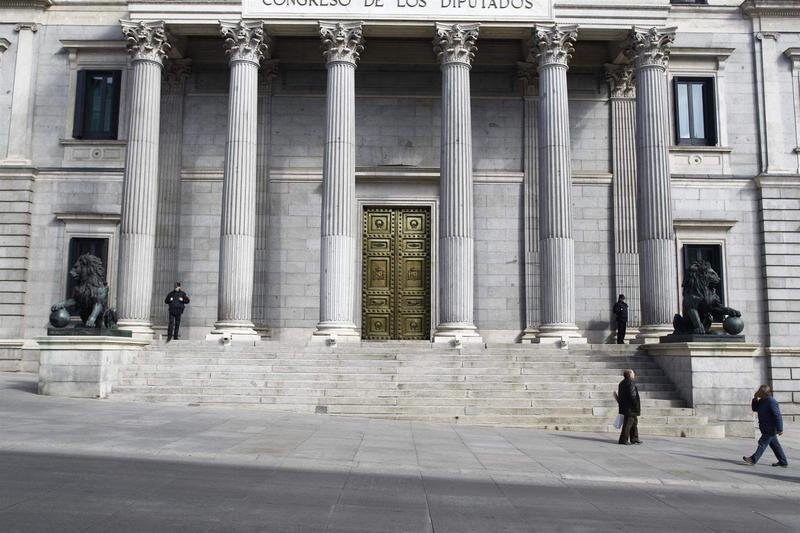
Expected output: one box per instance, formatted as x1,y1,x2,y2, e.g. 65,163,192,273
356,197,439,341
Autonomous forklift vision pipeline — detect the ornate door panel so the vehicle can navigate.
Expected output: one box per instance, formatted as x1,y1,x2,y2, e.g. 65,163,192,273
362,207,431,340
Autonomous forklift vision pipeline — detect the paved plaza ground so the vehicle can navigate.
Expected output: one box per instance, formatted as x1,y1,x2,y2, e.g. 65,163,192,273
0,372,798,532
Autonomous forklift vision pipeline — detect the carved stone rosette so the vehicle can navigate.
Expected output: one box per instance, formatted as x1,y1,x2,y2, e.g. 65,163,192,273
433,23,479,66
162,58,191,95
605,64,636,98
532,24,578,69
319,21,364,65
120,20,171,66
626,26,676,70
220,20,270,65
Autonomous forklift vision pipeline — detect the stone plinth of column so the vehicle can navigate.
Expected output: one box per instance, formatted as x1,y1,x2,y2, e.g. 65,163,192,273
626,27,679,343
117,20,171,339
606,64,641,341
3,24,38,165
151,59,191,331
432,23,483,345
208,20,270,343
531,24,585,345
312,22,365,343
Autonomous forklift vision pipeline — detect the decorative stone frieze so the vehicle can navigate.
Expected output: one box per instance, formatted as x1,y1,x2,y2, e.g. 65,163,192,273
433,23,479,66
220,20,269,65
120,20,170,65
319,21,364,64
605,63,635,98
531,24,577,68
626,26,676,70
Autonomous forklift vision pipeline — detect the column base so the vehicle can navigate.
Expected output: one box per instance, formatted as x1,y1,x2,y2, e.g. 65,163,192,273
433,324,484,345
311,322,361,344
631,324,673,344
206,321,261,343
115,319,155,341
519,327,540,343
533,324,587,345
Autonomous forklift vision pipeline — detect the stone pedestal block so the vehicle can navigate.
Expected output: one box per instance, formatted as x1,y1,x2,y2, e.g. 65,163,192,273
36,337,149,398
646,342,765,438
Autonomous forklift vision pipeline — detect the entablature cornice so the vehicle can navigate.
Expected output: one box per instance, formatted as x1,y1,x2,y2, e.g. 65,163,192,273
741,0,800,18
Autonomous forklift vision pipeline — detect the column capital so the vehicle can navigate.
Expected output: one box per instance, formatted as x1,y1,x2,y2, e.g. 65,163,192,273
162,58,191,94
0,38,9,58
626,26,676,70
121,20,171,66
531,24,578,69
259,59,280,91
319,21,364,65
433,23,479,67
516,61,539,96
605,63,636,98
220,20,270,65
14,23,38,32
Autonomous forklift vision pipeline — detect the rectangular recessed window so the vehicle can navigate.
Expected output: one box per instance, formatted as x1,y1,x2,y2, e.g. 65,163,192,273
73,70,121,140
65,237,109,315
683,243,724,306
673,77,717,146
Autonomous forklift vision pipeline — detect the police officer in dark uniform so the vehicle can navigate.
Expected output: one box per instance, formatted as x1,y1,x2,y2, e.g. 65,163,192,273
613,294,628,344
164,282,190,342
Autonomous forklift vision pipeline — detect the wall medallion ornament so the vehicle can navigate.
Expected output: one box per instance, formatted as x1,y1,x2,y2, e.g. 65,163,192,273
531,24,578,68
433,23,480,66
319,21,365,65
220,20,270,65
120,20,171,66
605,64,636,98
626,26,677,70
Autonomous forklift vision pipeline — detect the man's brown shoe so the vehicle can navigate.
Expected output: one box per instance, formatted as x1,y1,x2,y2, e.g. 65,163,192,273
743,456,755,465
771,462,788,468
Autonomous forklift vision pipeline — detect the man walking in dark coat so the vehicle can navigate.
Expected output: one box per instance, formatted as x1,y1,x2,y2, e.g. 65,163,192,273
743,385,789,467
617,369,642,445
164,282,190,342
613,294,628,344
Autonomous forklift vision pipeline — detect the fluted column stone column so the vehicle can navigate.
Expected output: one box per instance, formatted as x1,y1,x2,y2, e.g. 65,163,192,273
606,63,641,336
518,62,541,342
253,60,279,336
531,24,585,344
117,20,171,339
627,27,679,341
151,59,191,329
313,22,364,341
432,23,482,344
208,20,269,342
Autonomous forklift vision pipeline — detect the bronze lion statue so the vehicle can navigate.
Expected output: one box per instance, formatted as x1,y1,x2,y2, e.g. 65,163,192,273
51,253,118,329
673,259,740,335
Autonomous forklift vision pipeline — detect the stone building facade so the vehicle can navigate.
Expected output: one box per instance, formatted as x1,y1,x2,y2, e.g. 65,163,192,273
1,1,800,405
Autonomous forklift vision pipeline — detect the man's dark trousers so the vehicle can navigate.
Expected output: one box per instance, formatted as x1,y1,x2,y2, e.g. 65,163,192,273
616,320,627,344
620,415,638,444
751,431,788,465
167,312,182,340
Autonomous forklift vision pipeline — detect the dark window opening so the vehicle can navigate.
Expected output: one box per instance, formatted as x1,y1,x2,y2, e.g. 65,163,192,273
683,243,724,306
65,237,109,316
673,77,717,146
73,70,121,140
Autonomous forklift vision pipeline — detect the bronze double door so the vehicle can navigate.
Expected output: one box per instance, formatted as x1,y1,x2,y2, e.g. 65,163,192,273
362,207,431,340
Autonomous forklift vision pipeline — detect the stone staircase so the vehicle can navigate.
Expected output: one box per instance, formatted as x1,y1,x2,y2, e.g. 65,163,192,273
109,342,725,438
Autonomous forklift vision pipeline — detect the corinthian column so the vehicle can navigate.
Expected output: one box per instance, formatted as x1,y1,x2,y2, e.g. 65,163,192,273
208,20,269,342
117,20,171,339
313,22,364,342
531,24,584,344
151,59,191,329
432,23,482,344
626,27,678,341
606,64,641,337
